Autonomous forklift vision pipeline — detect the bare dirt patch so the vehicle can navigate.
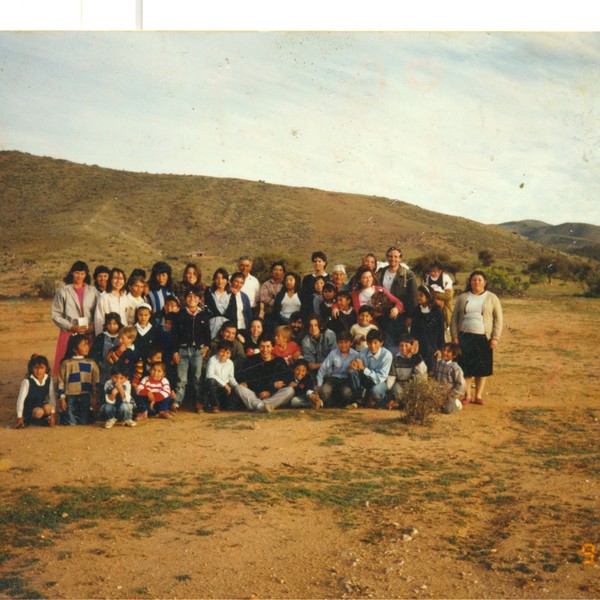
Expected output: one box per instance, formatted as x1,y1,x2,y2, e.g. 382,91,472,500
1,296,599,599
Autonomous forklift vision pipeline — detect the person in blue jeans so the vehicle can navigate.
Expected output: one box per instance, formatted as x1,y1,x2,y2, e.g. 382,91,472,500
348,328,393,409
170,286,211,412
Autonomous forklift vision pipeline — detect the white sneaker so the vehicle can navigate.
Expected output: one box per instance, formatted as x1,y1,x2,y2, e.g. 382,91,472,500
104,418,117,429
123,419,137,427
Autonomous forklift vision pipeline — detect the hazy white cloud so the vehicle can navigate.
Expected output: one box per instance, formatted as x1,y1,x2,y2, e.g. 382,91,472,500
1,31,599,225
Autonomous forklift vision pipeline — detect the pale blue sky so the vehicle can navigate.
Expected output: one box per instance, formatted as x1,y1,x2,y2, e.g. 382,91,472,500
1,31,600,225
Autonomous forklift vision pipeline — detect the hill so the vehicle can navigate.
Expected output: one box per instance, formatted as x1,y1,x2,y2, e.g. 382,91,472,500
1,150,547,295
498,219,600,260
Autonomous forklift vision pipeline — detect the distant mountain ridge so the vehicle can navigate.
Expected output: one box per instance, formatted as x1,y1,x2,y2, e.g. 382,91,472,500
498,220,600,259
0,150,562,295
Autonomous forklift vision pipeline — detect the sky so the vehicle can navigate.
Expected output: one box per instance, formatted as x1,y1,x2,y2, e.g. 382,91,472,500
1,31,600,226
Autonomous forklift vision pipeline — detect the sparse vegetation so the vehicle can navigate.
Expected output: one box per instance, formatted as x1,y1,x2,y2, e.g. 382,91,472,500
399,379,446,425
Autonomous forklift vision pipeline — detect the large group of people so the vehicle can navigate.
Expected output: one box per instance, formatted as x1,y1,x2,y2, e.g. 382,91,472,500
15,249,503,428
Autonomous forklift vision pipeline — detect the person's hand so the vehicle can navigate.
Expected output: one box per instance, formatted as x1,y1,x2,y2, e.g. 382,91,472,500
331,307,340,318
224,383,232,395
490,339,498,349
451,337,459,345
259,391,271,399
15,418,25,429
389,307,399,319
273,381,284,390
60,397,67,412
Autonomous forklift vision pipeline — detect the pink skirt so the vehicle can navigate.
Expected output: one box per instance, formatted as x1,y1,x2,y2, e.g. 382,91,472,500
53,330,72,378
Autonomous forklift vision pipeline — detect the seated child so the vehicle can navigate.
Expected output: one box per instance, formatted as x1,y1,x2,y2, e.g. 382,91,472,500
272,324,302,366
432,342,466,414
90,312,122,400
350,305,378,350
348,329,393,409
205,340,238,412
328,290,356,334
15,354,55,428
107,325,144,388
58,334,100,425
101,366,136,428
290,358,322,409
387,334,428,409
136,361,172,419
316,330,359,408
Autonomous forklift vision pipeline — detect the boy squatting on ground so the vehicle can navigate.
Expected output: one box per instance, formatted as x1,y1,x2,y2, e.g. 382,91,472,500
432,342,466,414
348,329,393,409
136,361,172,420
314,330,359,408
289,358,322,409
387,333,428,409
15,354,56,428
204,340,238,413
101,366,136,428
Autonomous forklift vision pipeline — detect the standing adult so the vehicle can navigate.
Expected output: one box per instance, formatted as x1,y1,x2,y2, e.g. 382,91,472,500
450,270,503,405
237,256,261,318
204,268,235,339
229,271,253,342
375,246,418,350
330,264,350,293
300,251,329,315
350,267,404,324
173,263,205,306
272,272,303,325
51,260,98,377
94,267,128,335
259,261,285,329
92,265,110,295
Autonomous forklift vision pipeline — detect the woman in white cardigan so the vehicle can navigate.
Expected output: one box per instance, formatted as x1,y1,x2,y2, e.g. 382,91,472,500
450,270,503,405
94,267,129,334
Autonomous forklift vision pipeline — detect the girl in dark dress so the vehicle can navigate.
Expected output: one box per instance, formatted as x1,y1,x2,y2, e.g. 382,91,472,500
409,285,445,372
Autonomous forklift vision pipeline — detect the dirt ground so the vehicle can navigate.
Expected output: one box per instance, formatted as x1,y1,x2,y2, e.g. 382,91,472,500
1,292,599,599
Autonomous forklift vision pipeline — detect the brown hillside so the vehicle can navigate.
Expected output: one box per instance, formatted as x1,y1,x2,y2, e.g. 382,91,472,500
0,150,544,294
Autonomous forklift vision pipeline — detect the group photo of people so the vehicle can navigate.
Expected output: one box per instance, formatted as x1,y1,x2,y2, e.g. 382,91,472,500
16,248,503,428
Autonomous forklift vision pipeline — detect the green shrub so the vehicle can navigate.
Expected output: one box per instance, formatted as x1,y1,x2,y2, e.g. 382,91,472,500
481,266,526,296
582,269,600,298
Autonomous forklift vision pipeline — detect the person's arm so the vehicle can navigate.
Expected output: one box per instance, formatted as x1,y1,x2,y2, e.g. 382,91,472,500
451,364,466,399
379,286,404,318
363,350,393,386
15,378,29,427
490,294,503,347
51,286,79,332
94,295,107,339
206,358,227,387
450,294,463,342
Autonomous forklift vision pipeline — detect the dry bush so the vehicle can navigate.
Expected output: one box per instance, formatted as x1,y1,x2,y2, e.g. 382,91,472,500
399,378,447,426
